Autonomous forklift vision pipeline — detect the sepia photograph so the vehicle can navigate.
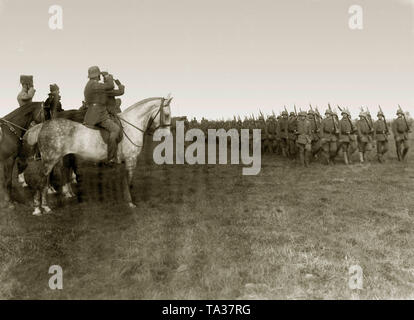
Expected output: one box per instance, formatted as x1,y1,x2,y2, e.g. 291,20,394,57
0,0,413,307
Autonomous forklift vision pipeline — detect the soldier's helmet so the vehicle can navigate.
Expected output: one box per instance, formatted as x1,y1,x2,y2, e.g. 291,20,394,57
289,112,295,117
325,109,331,116
377,111,384,117
396,109,404,116
88,66,101,79
281,111,288,116
359,111,365,117
307,110,314,115
20,75,33,86
298,111,307,117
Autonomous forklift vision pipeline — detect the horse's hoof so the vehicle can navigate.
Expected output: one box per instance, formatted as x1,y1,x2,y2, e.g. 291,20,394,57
128,202,137,208
32,208,42,216
42,206,52,214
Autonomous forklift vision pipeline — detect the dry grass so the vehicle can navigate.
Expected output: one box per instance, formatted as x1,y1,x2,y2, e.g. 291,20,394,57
0,139,413,299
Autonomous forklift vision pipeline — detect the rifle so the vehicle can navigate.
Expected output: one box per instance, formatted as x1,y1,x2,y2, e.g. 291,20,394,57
284,106,288,114
294,105,298,116
378,105,389,135
366,106,374,129
328,103,339,134
309,104,318,133
338,106,355,134
315,106,322,119
398,105,410,132
360,107,373,132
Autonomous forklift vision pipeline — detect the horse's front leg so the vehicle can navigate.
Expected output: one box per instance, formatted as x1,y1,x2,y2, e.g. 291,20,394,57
124,159,137,208
0,159,14,209
33,190,42,216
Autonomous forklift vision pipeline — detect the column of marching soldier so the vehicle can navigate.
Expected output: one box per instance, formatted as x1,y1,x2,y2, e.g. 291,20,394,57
181,105,411,167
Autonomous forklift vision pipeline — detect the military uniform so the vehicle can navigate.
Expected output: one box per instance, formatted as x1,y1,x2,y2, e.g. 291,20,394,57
257,117,267,153
356,113,373,163
83,66,121,163
320,110,339,164
338,111,354,164
373,113,389,163
17,75,36,107
307,110,321,158
287,112,298,159
266,116,278,153
393,110,411,161
278,112,289,157
296,112,312,166
44,84,63,120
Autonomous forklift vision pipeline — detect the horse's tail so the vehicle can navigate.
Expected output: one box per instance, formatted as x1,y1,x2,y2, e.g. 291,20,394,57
23,123,44,146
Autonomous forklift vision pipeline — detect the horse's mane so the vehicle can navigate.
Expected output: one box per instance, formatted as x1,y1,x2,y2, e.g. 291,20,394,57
123,97,163,113
3,102,42,121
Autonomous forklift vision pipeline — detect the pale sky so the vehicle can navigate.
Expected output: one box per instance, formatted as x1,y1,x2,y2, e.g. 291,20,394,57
0,0,413,120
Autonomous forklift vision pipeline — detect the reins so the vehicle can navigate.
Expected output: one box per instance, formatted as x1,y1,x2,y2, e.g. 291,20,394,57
117,98,171,148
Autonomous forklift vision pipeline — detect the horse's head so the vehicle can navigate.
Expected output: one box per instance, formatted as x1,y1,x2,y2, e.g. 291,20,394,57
147,96,173,136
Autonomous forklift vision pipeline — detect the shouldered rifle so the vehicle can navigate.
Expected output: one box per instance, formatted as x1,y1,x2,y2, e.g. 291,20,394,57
361,107,373,132
309,104,318,130
328,103,339,134
379,105,389,135
398,104,410,132
338,105,355,134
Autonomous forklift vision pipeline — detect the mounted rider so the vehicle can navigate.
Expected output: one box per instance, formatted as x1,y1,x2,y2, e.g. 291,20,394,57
44,84,63,120
83,66,121,164
17,75,36,107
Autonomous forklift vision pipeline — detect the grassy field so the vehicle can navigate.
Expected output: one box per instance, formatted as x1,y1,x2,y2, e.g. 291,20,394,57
0,138,413,299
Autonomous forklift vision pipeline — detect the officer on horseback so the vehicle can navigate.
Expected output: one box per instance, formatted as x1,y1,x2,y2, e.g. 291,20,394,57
44,84,63,120
83,66,121,164
17,75,36,107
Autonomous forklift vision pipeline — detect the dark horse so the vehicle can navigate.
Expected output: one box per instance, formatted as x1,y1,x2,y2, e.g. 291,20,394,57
0,102,45,209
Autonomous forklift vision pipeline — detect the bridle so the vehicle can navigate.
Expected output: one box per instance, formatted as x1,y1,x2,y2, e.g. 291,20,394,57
118,98,171,147
0,103,44,141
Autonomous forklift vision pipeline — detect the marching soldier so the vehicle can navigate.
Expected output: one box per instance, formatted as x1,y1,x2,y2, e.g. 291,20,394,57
320,109,339,165
356,111,373,164
83,66,121,164
257,115,267,154
44,84,63,120
17,75,36,107
266,115,278,153
287,112,298,160
338,109,354,165
393,109,411,161
279,111,289,157
373,111,389,163
296,111,312,167
307,110,321,159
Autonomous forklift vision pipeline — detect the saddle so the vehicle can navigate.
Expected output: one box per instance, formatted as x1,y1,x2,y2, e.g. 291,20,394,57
83,116,123,145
